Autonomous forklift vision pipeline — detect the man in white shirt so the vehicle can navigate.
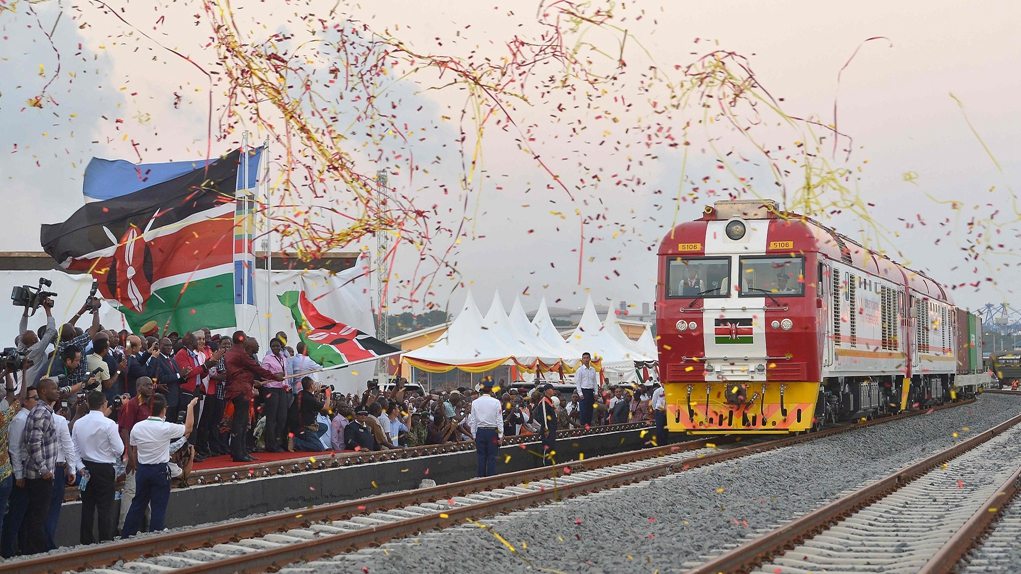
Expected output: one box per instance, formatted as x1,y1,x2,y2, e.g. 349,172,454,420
72,390,124,544
575,352,599,426
651,382,668,447
121,394,197,538
468,379,503,477
1,387,36,557
375,402,393,445
288,342,320,397
45,402,84,550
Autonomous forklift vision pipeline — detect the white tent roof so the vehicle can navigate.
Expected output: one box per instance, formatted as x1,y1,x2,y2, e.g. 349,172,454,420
403,292,513,364
604,302,656,361
531,298,583,361
565,296,654,363
636,325,658,358
481,294,547,359
506,297,564,361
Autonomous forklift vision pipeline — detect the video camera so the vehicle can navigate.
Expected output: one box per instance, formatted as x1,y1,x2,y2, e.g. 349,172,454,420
85,281,101,315
1,347,27,371
11,277,57,314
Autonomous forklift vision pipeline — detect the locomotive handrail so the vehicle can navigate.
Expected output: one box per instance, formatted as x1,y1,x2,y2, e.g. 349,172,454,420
681,355,791,361
679,305,789,313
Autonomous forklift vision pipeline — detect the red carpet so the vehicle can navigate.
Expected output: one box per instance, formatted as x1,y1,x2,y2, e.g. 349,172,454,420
193,450,342,471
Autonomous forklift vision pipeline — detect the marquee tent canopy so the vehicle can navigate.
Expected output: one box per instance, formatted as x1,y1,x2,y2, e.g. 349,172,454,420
531,297,583,362
604,301,657,360
636,325,658,358
506,296,565,363
402,292,652,373
565,296,655,364
402,292,516,372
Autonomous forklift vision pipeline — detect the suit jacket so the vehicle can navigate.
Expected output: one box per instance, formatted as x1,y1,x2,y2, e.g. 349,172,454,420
224,346,278,401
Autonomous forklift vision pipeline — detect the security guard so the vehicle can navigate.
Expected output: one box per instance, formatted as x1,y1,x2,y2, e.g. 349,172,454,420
468,378,503,477
534,383,558,465
651,381,668,447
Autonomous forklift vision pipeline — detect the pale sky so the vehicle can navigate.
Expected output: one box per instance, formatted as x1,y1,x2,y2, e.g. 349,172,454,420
1,0,1019,319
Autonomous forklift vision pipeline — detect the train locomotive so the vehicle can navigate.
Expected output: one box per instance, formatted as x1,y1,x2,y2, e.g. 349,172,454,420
656,199,991,434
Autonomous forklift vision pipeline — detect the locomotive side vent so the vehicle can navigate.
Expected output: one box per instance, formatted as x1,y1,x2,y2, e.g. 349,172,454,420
881,286,889,350
880,286,898,351
849,273,857,348
832,270,841,346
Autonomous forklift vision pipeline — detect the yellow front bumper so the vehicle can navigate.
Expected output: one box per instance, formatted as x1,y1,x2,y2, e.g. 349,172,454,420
665,381,821,434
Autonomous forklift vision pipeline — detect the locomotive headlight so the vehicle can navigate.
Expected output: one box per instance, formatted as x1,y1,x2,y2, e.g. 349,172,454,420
770,320,780,329
688,321,698,331
676,320,688,332
725,219,747,241
780,318,794,331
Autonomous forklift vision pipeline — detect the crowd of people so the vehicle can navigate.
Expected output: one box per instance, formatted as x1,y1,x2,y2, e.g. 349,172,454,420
0,293,665,556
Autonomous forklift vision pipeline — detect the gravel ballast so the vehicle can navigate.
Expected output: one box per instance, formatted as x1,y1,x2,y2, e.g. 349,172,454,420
291,394,1021,574
962,483,1021,573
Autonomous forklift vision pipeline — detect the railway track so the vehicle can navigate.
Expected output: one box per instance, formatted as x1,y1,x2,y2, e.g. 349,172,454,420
60,420,653,501
6,399,975,574
960,476,1021,573
686,410,1021,574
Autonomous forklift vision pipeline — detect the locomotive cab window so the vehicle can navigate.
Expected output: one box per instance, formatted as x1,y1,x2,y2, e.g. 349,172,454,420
666,257,731,298
738,256,805,297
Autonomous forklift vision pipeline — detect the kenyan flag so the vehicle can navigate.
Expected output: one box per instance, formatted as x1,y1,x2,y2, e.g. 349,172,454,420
278,291,400,368
40,149,248,334
714,317,754,345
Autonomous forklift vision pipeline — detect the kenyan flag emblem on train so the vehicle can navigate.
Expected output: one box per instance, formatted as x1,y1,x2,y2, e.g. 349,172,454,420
714,318,753,344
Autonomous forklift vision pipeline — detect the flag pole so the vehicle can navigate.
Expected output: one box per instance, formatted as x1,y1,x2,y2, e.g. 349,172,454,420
283,351,403,380
263,137,272,344
238,131,249,334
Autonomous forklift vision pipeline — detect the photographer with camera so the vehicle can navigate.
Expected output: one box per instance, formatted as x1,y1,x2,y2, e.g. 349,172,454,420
41,297,102,390
55,346,102,400
286,377,329,452
18,295,56,390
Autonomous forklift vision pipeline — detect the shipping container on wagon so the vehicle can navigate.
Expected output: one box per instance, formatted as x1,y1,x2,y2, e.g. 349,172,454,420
969,312,984,374
956,308,971,374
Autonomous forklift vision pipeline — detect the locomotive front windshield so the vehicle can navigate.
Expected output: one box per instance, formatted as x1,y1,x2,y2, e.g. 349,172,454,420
666,257,731,298
738,256,805,297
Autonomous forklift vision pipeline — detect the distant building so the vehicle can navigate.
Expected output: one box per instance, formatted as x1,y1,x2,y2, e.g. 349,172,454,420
546,299,655,340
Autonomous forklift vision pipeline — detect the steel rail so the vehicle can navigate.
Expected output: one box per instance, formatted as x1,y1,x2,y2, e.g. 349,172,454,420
60,421,654,501
165,401,976,574
687,410,1021,574
917,462,1021,573
6,436,720,574
18,398,974,574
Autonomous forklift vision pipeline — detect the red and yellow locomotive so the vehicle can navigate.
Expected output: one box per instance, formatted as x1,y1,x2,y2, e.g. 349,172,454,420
656,199,989,434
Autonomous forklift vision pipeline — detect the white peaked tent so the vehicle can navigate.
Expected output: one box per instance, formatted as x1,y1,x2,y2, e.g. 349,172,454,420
636,325,658,358
403,292,513,367
482,294,540,358
565,296,654,364
531,297,583,362
506,297,564,362
603,301,656,360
